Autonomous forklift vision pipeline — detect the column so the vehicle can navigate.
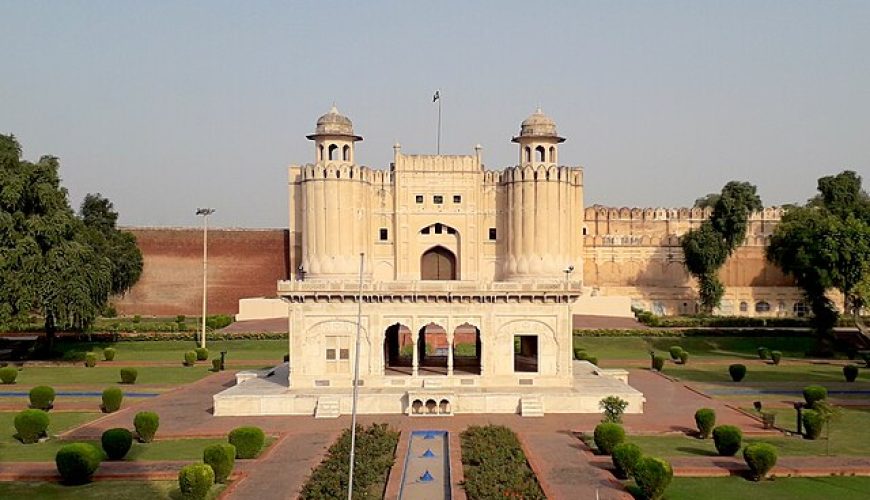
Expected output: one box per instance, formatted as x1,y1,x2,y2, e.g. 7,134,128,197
447,331,454,377
411,330,419,378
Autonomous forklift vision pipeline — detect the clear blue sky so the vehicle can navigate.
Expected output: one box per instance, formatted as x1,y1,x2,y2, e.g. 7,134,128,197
2,1,868,228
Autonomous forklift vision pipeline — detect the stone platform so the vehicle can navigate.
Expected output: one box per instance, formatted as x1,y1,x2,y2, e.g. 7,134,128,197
212,360,645,417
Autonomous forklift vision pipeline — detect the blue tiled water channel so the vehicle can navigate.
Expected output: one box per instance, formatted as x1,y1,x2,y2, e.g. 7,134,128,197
398,430,452,500
0,391,158,398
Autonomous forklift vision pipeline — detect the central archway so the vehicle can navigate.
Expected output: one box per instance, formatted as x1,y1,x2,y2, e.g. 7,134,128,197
420,246,457,280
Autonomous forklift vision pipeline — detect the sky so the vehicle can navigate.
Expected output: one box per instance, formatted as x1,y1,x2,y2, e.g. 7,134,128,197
2,1,868,228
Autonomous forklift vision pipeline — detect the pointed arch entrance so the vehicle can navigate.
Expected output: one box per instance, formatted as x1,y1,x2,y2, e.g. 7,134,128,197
420,246,457,280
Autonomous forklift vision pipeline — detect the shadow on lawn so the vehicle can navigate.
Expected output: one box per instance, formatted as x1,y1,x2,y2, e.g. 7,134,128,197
675,446,718,457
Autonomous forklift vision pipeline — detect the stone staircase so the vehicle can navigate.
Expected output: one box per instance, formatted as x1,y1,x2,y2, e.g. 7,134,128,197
520,395,544,417
314,396,340,419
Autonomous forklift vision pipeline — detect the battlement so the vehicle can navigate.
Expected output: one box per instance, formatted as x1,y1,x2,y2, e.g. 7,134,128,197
584,205,786,222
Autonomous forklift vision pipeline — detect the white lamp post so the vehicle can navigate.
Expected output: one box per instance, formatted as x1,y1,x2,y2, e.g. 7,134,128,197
196,208,215,349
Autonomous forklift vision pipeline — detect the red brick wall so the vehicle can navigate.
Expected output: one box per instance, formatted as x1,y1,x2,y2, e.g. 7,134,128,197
114,228,290,316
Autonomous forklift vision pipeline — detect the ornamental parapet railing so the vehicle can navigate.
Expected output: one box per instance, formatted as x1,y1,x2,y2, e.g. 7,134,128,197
277,279,583,295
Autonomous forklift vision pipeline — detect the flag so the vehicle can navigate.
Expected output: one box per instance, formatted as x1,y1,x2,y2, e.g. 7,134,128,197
433,90,440,102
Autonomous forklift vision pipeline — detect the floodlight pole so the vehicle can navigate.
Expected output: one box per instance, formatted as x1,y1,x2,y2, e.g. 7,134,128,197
196,208,215,349
348,252,365,500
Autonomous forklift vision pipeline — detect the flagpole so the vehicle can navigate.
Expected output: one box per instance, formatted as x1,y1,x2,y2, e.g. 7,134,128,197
436,90,442,154
347,252,364,500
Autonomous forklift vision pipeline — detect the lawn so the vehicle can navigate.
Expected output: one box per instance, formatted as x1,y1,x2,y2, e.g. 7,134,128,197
660,476,870,500
663,363,870,384
0,411,101,443
2,366,218,387
0,480,225,499
573,336,816,362
51,339,287,362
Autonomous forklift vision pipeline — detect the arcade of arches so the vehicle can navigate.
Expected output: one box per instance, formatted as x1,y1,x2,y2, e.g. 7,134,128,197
383,322,481,376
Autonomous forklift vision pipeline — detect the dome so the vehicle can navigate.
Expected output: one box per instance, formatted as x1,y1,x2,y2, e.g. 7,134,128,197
511,108,565,143
307,105,362,141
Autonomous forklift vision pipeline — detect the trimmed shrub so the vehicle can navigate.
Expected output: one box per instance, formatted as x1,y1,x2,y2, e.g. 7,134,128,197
652,356,665,371
669,346,684,360
694,408,716,439
132,314,141,323
757,347,770,360
770,351,782,365
14,409,50,443
120,368,138,384
228,426,266,459
593,423,625,455
0,366,17,384
178,463,215,500
29,386,56,411
195,347,209,361
678,351,689,365
176,315,186,323
85,353,97,368
743,443,778,481
134,411,160,442
283,353,290,363
184,350,197,366
101,428,133,460
56,442,102,484
728,364,747,382
712,425,743,456
611,442,642,479
101,387,123,413
844,364,859,382
803,385,827,409
802,410,824,440
600,395,629,423
103,348,116,361
633,456,673,500
586,356,599,366
203,443,236,483
211,359,221,372
573,348,587,360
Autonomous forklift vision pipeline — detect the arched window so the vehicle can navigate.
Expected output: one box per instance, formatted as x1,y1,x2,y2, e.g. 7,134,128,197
318,144,324,161
755,301,771,313
524,147,531,163
793,302,808,317
328,144,338,161
342,145,350,161
549,146,556,163
739,301,748,312
535,145,546,162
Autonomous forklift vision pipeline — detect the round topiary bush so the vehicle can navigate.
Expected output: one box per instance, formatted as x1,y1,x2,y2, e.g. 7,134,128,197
120,368,138,384
178,463,215,500
0,366,18,384
134,411,160,443
712,425,743,456
802,410,824,440
669,346,684,360
743,443,778,481
14,409,50,444
728,364,747,382
844,364,859,382
694,408,716,439
228,426,266,459
184,350,197,366
56,443,102,485
85,353,97,368
633,456,673,500
802,385,827,409
652,356,665,372
678,351,689,365
29,386,56,411
195,347,209,361
101,387,123,413
573,348,587,360
611,442,642,479
593,422,625,455
203,443,236,483
757,347,770,360
101,428,133,460
770,351,782,365
103,348,116,361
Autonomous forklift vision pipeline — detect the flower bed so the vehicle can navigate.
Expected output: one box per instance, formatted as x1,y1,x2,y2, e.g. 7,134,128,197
460,425,545,500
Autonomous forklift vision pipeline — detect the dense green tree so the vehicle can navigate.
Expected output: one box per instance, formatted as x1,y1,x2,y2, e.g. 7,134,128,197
80,193,142,296
681,182,762,313
767,171,870,353
0,135,141,348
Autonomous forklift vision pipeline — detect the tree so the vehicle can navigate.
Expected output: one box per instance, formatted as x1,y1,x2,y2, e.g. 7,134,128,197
693,193,720,209
681,182,762,313
0,135,141,349
80,194,143,296
767,171,870,354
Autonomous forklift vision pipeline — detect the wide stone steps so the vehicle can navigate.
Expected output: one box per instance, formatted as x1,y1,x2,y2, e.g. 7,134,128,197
314,396,340,419
520,395,544,417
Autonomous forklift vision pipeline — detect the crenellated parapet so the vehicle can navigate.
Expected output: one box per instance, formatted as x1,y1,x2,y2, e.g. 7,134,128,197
584,204,785,222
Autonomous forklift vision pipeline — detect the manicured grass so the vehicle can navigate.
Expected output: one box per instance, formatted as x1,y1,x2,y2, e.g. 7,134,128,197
0,411,101,444
0,480,225,499
53,339,286,362
573,336,816,361
663,363,870,384
4,366,217,386
662,476,870,500
626,408,870,457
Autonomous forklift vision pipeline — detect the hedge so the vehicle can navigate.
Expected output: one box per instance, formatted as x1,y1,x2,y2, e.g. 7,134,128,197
454,424,545,500
743,443,778,481
593,423,625,455
203,443,236,483
101,387,123,413
694,408,716,439
134,411,160,442
0,366,18,384
574,328,815,338
56,442,102,484
178,463,215,500
29,386,56,411
101,428,133,460
14,409,50,444
633,456,673,500
228,426,266,459
712,425,743,456
120,368,138,384
632,310,810,328
611,442,642,479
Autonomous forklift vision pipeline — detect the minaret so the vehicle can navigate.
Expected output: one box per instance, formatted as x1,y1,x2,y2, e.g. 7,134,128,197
307,105,363,164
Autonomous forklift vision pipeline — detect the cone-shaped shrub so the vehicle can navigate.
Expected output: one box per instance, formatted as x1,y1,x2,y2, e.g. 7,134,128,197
0,366,17,384
770,351,782,365
611,442,642,479
802,385,827,409
228,426,266,459
85,353,97,367
633,456,673,500
184,351,197,366
178,463,215,500
802,410,824,440
694,408,716,439
101,428,133,460
56,443,102,484
14,409,50,444
195,347,209,361
101,387,123,413
593,422,625,455
120,368,138,384
743,443,778,481
844,365,859,382
134,411,160,443
103,348,116,361
728,364,747,382
712,425,742,456
652,356,665,371
203,443,236,483
29,386,55,410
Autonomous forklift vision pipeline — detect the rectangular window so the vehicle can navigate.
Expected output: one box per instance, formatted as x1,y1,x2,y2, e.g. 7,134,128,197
339,348,350,360
433,195,443,204
513,335,539,373
325,349,336,360
379,228,388,241
488,228,497,240
415,195,424,204
453,195,462,203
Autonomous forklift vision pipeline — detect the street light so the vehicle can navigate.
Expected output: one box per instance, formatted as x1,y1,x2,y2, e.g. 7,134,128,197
564,265,574,351
196,208,215,349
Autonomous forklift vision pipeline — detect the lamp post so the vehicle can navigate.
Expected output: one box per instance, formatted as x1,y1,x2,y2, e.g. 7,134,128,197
196,208,215,350
564,265,574,346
